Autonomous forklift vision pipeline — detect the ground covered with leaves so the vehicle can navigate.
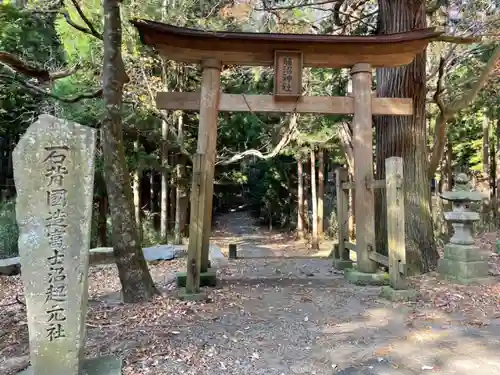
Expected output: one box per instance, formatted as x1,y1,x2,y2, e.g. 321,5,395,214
0,217,499,375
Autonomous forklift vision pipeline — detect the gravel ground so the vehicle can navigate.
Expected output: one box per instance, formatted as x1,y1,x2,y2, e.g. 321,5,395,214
0,213,499,375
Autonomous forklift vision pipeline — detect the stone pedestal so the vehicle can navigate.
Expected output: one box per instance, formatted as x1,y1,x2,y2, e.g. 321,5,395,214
437,173,491,285
176,268,217,288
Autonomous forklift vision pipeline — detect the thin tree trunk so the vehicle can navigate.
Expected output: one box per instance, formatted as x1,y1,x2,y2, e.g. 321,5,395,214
169,152,176,231
495,119,500,226
98,194,108,247
133,138,141,240
297,157,305,239
310,149,319,249
160,117,169,242
149,172,155,214
440,137,453,193
101,0,158,302
375,0,438,273
348,172,355,241
317,148,325,237
481,115,491,228
483,115,490,178
174,112,185,244
303,162,310,232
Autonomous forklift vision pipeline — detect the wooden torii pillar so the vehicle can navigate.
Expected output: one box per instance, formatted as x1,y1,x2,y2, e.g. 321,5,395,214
132,19,441,298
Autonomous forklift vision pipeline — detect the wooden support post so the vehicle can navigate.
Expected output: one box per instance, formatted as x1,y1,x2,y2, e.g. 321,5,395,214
185,153,204,295
335,168,349,260
351,63,377,273
198,59,221,273
385,157,407,290
228,243,237,259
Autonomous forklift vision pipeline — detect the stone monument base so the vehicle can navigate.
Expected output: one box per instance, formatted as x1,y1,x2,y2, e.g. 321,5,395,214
19,356,122,375
176,268,217,288
332,258,353,270
437,244,492,285
344,268,389,286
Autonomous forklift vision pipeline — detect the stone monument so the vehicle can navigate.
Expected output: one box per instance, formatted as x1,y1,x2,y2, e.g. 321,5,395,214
13,114,121,375
437,173,491,284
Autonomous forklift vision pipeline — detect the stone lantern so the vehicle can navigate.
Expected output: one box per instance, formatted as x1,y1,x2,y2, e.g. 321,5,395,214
437,173,491,284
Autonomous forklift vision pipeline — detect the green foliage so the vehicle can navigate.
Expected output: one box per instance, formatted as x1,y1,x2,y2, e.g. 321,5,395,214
0,4,64,136
0,200,18,258
245,156,297,227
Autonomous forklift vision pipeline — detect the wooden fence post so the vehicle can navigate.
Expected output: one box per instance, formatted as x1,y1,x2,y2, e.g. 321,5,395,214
228,243,237,259
385,157,407,290
333,167,352,269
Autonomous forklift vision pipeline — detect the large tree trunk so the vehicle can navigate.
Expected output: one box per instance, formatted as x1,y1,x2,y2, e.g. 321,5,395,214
310,149,319,249
297,157,305,239
317,148,325,237
375,0,438,273
101,0,158,302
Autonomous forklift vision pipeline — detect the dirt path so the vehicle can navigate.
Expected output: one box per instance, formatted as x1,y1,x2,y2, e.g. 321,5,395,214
1,212,499,375
211,210,332,258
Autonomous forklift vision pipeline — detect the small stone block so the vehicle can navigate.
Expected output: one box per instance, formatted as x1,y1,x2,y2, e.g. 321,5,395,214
443,244,487,262
496,240,500,254
18,356,122,375
344,268,389,286
379,286,417,302
176,269,217,288
438,258,489,280
333,258,353,270
177,288,208,301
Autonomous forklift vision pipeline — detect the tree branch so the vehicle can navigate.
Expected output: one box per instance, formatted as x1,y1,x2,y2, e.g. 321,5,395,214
435,34,482,44
0,51,78,82
32,3,103,40
428,43,500,179
146,107,193,162
1,72,102,103
68,0,103,39
216,113,298,165
337,121,354,172
255,0,340,12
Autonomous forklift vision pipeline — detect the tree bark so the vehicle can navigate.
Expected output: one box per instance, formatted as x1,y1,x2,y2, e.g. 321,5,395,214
310,149,319,249
297,157,305,239
101,0,158,302
375,0,438,273
317,148,325,237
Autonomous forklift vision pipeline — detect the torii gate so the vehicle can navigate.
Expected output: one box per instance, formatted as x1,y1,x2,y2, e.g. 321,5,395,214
132,19,440,299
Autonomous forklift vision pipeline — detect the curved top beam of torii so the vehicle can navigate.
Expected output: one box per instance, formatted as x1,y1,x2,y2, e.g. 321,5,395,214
131,19,441,68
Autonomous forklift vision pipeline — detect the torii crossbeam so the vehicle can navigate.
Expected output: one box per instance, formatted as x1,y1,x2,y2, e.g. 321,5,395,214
132,19,441,299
